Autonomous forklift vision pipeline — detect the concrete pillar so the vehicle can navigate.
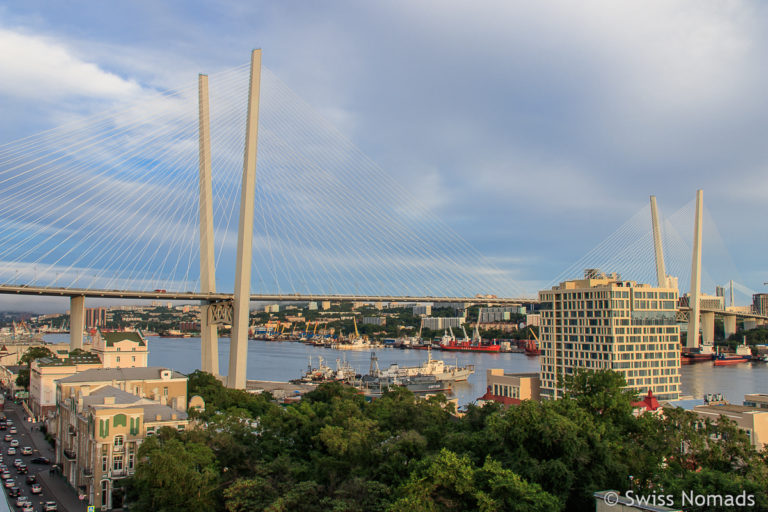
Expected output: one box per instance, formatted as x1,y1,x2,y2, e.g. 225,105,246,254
724,315,737,340
198,73,219,375
228,49,262,389
650,196,667,287
687,190,703,348
69,296,85,350
701,312,715,345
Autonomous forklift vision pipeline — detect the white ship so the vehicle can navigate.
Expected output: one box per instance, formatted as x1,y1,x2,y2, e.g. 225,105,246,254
378,348,474,382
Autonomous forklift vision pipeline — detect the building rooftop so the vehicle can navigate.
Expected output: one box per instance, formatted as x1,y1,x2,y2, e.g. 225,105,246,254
36,353,102,367
99,330,146,347
82,385,188,422
58,366,185,383
694,404,768,414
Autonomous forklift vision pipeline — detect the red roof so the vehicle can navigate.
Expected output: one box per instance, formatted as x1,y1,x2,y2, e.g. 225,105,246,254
479,387,522,407
632,390,661,411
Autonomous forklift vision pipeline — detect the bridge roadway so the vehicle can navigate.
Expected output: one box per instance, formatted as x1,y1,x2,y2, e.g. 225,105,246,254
0,284,537,306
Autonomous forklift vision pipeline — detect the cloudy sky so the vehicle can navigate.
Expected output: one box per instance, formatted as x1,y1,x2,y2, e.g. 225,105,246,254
1,1,767,311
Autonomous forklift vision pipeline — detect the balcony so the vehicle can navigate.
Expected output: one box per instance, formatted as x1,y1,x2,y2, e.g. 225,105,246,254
82,467,92,477
63,449,76,460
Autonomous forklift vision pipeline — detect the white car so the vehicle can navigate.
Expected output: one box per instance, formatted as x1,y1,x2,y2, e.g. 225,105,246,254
15,496,31,507
9,439,19,447
6,447,15,455
20,447,32,456
4,478,15,488
0,471,10,480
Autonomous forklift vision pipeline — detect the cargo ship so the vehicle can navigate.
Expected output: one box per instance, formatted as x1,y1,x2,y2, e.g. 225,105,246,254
440,340,501,353
713,344,752,366
681,345,714,364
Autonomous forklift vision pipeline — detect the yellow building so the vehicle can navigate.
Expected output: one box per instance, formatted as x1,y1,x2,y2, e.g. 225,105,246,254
538,272,681,400
57,367,188,411
29,353,103,417
479,369,540,406
55,382,189,510
92,330,149,368
691,403,768,450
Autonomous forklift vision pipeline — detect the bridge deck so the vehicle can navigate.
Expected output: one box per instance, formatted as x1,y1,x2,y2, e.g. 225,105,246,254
0,285,536,305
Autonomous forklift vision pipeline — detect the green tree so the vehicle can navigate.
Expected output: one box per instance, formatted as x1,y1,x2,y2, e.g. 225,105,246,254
125,432,220,512
15,346,53,389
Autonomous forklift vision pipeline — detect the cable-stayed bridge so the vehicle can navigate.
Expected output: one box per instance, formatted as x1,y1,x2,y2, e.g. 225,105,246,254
0,50,765,387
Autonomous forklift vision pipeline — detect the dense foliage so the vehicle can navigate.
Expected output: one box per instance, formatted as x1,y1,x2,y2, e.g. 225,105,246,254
15,346,53,389
125,370,768,511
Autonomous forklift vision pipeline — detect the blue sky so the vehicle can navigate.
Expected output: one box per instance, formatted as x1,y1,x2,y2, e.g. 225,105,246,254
0,1,767,311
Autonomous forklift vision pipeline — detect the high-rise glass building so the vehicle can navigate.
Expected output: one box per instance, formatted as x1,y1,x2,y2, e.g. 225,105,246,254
538,271,680,400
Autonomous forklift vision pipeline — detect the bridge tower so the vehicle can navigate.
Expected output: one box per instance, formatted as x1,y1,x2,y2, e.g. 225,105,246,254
650,196,667,287
198,73,219,375
228,49,262,389
687,189,703,348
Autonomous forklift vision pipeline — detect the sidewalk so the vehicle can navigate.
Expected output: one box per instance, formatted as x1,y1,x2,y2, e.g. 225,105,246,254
4,401,87,512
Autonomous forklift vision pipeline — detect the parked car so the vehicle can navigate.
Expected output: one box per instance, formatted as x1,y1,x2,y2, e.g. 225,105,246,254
30,483,42,494
20,446,32,455
30,457,50,465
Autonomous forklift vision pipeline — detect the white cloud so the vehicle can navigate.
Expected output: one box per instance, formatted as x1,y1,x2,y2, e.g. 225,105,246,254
0,28,141,100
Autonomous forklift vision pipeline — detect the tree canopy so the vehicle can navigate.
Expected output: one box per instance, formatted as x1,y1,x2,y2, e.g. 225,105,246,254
124,369,768,512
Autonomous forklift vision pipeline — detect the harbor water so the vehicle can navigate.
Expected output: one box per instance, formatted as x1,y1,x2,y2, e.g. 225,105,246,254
45,334,768,407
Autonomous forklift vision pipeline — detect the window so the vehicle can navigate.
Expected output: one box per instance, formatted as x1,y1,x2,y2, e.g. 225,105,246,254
146,426,155,437
163,387,169,398
128,453,135,470
113,454,123,471
116,356,121,363
102,456,108,472
114,435,124,447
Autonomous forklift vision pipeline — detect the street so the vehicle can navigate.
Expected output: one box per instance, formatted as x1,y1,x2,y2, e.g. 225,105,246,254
0,400,86,512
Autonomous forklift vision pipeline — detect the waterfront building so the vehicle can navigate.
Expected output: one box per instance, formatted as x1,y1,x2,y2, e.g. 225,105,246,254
538,271,681,400
753,293,768,316
420,317,465,330
85,308,108,329
92,330,148,369
478,369,540,406
526,313,541,327
29,352,103,417
743,394,768,409
54,383,189,510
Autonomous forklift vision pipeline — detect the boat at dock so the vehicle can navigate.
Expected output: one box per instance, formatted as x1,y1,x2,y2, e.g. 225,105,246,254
713,343,752,366
355,352,453,397
681,345,714,364
378,348,474,382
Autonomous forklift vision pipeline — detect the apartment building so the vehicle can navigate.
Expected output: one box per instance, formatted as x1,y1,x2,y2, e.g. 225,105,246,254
92,330,149,368
538,272,681,400
29,353,103,417
54,380,189,510
56,366,188,410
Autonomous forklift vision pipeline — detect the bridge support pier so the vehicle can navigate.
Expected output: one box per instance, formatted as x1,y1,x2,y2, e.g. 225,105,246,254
198,72,219,375
228,49,262,389
724,315,737,340
69,295,85,350
701,312,715,345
